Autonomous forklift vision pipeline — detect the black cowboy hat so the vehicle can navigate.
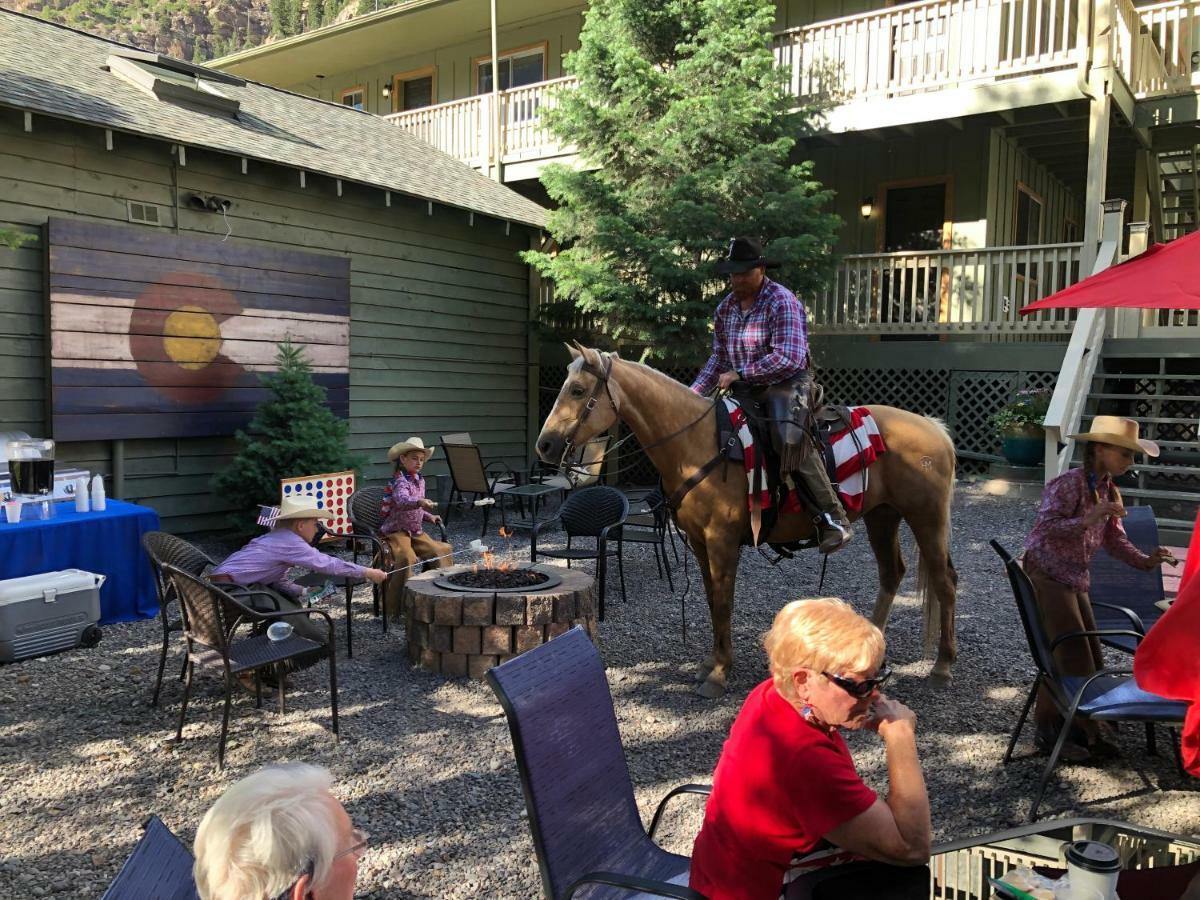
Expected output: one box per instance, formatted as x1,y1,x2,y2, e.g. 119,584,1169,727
715,237,781,274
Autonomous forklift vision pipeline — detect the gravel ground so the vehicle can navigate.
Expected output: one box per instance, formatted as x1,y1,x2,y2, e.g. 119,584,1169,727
0,483,1197,898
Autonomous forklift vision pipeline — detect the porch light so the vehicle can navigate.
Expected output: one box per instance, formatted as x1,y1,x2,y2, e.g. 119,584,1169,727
381,83,391,98
860,197,874,220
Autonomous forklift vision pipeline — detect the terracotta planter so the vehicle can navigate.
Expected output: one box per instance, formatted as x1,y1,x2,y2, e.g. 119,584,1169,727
1000,425,1045,467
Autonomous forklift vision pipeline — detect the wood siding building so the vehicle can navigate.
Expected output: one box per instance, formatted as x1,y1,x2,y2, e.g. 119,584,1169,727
0,10,546,533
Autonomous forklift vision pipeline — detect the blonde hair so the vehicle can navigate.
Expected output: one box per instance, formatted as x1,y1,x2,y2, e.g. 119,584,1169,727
193,763,338,900
764,598,886,703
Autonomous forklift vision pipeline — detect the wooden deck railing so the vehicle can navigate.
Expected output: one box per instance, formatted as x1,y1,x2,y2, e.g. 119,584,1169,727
771,0,1084,103
809,243,1083,334
1128,0,1200,96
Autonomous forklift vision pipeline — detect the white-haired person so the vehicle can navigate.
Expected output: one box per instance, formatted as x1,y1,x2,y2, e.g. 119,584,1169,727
194,763,367,900
689,598,931,900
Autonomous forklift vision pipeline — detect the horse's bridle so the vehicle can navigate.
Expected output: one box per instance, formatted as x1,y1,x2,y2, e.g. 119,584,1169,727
559,352,618,465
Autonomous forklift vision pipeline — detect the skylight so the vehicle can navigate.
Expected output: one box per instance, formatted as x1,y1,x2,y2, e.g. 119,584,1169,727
107,52,243,116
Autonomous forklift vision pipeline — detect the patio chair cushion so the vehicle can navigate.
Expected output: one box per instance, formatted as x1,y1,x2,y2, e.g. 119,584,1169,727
1068,675,1188,721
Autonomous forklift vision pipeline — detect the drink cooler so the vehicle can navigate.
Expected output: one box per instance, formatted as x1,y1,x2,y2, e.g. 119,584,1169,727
0,569,105,663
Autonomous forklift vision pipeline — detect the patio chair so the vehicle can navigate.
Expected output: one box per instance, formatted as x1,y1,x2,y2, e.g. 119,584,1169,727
531,486,628,620
486,627,709,899
141,531,217,708
618,485,676,591
440,439,523,536
99,814,198,900
990,541,1188,821
1088,504,1167,653
534,435,611,492
162,563,338,769
344,485,450,628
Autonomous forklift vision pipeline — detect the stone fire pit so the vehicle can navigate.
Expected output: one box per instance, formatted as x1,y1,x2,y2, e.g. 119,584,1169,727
402,563,597,679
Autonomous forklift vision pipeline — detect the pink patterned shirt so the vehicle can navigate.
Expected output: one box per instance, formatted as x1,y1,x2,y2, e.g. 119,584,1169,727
1023,467,1148,593
380,471,435,537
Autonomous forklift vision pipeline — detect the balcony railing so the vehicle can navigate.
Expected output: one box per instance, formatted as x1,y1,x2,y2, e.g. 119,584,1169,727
772,0,1083,104
810,242,1083,334
1122,0,1200,96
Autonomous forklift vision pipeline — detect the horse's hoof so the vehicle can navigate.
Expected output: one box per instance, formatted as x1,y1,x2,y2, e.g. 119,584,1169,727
694,656,716,683
928,667,952,688
694,674,727,699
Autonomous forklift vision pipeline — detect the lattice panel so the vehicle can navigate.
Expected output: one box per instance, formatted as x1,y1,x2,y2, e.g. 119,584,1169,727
948,371,1018,469
814,366,950,416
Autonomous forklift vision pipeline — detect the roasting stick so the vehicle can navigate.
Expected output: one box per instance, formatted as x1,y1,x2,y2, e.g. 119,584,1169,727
382,539,494,575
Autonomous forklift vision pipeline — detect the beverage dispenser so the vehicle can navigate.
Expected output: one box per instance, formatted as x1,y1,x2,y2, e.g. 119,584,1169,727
6,438,55,499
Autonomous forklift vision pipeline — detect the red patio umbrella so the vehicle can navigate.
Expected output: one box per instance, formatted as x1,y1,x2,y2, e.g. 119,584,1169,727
1019,229,1200,313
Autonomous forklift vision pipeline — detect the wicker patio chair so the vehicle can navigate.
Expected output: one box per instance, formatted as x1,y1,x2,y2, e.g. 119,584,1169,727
99,814,198,900
530,486,628,620
991,541,1187,821
487,627,709,899
141,531,217,708
1088,504,1168,653
162,563,338,769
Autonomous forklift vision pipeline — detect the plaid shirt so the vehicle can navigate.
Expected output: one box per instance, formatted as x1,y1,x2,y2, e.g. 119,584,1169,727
380,471,435,537
690,277,809,396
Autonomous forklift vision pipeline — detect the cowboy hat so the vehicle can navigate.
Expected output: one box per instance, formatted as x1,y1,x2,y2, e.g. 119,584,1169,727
387,436,436,462
1069,415,1160,457
275,495,334,522
715,237,781,274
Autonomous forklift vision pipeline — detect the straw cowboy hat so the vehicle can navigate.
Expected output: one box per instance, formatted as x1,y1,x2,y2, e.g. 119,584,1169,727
275,495,333,522
1069,415,1160,457
715,237,781,274
387,436,436,462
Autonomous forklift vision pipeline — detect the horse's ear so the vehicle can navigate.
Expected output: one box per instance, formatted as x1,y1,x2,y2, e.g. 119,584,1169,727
610,349,621,360
565,342,582,361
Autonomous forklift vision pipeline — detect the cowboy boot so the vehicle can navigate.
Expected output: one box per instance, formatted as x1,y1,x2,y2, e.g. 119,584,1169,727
815,512,852,555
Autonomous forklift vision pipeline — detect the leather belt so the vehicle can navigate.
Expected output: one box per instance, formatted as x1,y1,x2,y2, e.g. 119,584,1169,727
209,574,236,584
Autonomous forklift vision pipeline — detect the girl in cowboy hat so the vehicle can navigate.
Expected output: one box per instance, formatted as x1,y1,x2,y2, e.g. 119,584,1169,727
379,437,453,620
1022,415,1174,762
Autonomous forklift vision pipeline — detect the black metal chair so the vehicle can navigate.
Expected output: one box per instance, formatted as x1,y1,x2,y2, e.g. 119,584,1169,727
441,440,522,536
1088,505,1167,653
487,627,709,899
99,814,198,900
618,485,676,590
162,563,339,769
141,531,217,708
531,486,628,620
990,541,1188,821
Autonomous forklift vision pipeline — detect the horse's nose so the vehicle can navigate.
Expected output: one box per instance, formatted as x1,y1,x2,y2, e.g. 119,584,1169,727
538,438,552,455
537,435,562,463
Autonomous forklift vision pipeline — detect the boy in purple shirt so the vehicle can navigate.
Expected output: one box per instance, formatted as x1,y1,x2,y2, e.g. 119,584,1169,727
380,437,453,619
211,496,386,680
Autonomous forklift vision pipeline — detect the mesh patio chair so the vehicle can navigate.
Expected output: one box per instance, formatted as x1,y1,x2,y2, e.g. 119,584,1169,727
441,440,523,536
486,627,710,900
990,541,1187,821
618,485,676,591
162,563,338,769
99,814,198,900
534,435,611,492
531,486,628,620
141,532,217,708
345,485,449,628
1088,505,1167,653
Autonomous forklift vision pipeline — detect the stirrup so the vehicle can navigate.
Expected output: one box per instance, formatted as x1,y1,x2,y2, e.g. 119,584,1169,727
815,513,852,555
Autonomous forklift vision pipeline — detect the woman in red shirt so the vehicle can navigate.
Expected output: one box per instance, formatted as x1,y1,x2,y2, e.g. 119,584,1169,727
689,598,930,900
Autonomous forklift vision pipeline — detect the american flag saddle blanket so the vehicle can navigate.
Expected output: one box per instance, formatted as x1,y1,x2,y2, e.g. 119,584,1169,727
723,399,887,545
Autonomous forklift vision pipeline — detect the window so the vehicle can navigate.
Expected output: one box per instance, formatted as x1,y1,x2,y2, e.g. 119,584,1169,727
393,67,436,112
1015,183,1044,244
107,53,242,116
1064,217,1079,242
340,87,365,110
475,44,546,93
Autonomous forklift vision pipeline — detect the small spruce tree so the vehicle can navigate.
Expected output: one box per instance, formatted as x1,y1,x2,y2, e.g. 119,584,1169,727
523,0,841,361
269,0,292,35
213,341,363,528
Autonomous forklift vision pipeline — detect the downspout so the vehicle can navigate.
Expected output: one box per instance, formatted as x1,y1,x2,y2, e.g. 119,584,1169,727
490,0,501,182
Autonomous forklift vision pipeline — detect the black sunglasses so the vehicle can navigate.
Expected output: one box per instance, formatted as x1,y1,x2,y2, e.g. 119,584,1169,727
822,664,891,699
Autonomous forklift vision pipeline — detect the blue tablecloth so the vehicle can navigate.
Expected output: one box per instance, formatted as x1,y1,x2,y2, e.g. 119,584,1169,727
0,499,161,625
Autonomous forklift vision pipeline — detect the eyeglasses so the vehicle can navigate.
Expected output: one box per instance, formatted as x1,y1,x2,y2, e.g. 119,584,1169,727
274,829,369,900
822,664,891,699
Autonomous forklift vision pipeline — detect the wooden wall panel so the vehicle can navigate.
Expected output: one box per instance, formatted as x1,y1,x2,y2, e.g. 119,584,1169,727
0,109,534,532
47,217,351,441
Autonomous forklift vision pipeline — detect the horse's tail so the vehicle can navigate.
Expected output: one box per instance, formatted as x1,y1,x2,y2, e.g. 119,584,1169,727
918,415,957,657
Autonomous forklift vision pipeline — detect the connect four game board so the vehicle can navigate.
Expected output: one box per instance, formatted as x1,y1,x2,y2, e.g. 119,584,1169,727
280,470,356,536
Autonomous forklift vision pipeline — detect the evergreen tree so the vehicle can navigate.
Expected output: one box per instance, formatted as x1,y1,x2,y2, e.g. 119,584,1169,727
269,0,292,35
213,341,363,529
523,0,840,360
287,0,305,34
311,0,328,27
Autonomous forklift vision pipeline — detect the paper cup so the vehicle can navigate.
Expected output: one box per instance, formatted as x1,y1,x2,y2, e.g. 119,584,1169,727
4,502,20,524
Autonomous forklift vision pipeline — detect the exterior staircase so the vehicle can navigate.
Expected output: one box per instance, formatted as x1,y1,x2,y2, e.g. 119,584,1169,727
1159,145,1199,240
1084,338,1200,543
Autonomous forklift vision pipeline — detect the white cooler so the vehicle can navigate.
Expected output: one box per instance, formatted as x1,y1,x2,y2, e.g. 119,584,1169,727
0,569,105,663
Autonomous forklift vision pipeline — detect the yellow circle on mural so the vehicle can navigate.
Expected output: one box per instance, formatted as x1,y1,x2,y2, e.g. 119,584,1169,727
163,305,222,370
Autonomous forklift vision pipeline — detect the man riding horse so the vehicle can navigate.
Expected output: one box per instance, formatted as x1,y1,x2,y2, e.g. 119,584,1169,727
690,237,852,554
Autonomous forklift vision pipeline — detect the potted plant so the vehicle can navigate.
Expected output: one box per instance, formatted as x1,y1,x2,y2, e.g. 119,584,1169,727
992,388,1052,467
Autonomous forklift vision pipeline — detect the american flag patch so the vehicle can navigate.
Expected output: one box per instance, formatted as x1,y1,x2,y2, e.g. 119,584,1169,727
256,505,281,528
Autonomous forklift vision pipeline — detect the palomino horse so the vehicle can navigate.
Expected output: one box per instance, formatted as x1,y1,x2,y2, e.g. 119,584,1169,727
537,345,959,698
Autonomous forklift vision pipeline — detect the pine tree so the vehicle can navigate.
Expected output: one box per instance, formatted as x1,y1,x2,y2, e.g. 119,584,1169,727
269,0,292,35
311,0,327,27
523,0,840,360
212,341,363,529
288,0,305,34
